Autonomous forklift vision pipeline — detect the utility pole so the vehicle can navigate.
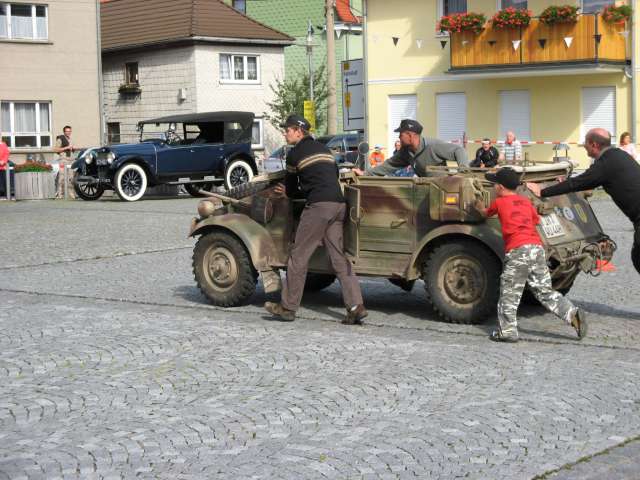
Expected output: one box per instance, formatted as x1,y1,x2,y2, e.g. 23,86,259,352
306,20,314,102
326,0,337,135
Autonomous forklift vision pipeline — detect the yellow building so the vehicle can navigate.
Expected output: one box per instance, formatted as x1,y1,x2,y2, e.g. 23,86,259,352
364,0,635,167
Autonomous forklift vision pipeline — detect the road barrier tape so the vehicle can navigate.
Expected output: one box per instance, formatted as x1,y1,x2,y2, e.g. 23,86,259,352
448,139,584,145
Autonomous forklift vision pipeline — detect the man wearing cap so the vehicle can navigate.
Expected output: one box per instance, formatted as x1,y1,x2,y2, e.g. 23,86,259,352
475,168,587,342
354,119,468,177
264,114,367,325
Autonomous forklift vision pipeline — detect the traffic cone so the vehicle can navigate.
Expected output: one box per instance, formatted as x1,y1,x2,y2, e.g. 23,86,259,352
596,259,616,272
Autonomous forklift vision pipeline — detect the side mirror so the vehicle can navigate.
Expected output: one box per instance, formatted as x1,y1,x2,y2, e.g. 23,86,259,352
357,142,370,155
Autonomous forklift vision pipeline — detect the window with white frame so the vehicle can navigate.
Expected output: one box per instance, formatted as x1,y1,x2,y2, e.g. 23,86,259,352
499,0,527,9
1,101,52,148
499,90,530,141
387,94,417,153
219,54,259,83
437,92,466,142
581,0,609,14
437,0,467,35
251,119,263,149
582,86,616,142
0,3,48,40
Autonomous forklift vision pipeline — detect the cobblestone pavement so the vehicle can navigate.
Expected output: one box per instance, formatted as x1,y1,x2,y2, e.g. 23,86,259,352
1,197,639,479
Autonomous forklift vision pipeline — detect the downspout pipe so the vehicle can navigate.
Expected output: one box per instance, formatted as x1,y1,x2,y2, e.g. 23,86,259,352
362,0,368,144
96,0,105,145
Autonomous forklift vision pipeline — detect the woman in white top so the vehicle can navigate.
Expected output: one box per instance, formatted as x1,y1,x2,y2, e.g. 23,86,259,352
620,131,637,160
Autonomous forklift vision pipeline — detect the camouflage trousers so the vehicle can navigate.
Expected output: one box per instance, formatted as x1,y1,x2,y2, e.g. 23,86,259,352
498,244,575,338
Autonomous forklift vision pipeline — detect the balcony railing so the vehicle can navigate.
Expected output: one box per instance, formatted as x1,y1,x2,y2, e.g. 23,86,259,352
449,13,628,71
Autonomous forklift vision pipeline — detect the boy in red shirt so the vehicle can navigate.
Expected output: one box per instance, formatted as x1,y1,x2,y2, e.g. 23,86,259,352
476,168,587,342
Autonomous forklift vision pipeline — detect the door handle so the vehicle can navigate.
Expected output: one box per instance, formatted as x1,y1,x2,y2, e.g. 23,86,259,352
391,219,406,228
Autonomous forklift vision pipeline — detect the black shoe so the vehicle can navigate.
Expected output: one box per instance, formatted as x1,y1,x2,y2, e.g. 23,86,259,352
571,309,588,340
264,302,295,322
342,304,368,325
489,331,519,343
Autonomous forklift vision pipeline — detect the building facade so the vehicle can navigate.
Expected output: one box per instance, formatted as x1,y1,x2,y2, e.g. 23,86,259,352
365,0,635,167
226,0,364,134
1,0,102,162
101,0,292,161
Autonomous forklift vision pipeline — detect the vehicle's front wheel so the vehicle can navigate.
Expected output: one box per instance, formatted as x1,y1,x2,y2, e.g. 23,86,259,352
224,159,254,191
115,163,147,202
304,273,336,292
73,173,104,201
423,240,501,324
193,231,257,307
184,183,215,197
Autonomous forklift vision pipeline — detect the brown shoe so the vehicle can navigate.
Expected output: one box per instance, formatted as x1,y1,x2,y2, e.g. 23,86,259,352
264,302,295,322
342,304,368,325
571,309,588,340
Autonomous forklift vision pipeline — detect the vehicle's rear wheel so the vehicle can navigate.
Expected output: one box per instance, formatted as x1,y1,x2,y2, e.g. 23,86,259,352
115,163,147,202
304,273,336,292
184,183,215,197
423,240,501,324
73,173,104,201
224,159,254,191
193,231,257,307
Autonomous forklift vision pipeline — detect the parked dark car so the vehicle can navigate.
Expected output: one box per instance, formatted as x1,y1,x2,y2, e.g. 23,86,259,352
72,111,258,202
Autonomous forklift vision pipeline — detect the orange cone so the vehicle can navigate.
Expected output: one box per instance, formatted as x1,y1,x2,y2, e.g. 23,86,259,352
596,259,616,272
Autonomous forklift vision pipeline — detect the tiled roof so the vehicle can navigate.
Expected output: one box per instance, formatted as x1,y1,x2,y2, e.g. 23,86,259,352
101,0,294,52
335,0,360,24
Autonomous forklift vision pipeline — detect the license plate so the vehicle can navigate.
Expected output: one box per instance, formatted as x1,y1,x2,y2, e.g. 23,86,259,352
540,213,565,238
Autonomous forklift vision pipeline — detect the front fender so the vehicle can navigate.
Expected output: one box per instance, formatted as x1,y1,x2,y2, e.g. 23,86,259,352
405,222,504,279
189,213,278,271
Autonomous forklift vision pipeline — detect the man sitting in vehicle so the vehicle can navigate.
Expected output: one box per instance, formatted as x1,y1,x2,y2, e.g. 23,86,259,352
353,119,468,177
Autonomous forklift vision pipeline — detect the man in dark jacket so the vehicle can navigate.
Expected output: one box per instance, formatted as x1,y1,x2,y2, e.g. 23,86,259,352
471,138,499,168
354,119,468,177
528,128,640,274
264,115,367,324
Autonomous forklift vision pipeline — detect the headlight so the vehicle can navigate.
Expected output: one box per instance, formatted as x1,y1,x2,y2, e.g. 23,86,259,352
85,151,97,165
106,152,116,164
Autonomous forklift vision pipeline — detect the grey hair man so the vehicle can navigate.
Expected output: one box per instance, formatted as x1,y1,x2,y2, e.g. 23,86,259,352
528,128,640,274
353,119,468,177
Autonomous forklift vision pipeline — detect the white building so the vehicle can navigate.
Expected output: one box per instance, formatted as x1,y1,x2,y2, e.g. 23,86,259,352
100,0,293,162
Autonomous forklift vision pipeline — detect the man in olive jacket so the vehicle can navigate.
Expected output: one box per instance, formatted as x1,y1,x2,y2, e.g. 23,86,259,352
354,119,468,177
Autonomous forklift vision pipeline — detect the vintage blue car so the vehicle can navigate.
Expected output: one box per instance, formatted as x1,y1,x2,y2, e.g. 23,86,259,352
72,111,258,201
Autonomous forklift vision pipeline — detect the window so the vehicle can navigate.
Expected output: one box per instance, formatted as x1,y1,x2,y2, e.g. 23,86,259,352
499,90,530,141
107,122,121,144
437,93,466,142
499,0,527,9
0,101,51,148
0,3,48,40
219,54,260,83
232,0,246,14
442,0,467,16
581,0,609,14
582,87,615,142
251,119,263,149
125,62,139,85
387,94,417,153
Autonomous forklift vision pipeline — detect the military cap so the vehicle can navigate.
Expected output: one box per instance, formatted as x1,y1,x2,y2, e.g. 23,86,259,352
394,119,423,134
280,114,311,131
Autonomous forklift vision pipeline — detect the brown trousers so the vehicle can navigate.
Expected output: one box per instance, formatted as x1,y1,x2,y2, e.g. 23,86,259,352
281,201,363,311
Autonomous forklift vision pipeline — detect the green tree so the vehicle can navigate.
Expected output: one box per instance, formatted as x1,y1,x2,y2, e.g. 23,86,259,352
265,64,328,133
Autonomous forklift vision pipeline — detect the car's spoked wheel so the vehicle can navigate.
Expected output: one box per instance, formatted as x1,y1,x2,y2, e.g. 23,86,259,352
193,231,257,306
423,240,500,324
224,159,254,190
115,164,147,202
73,173,104,201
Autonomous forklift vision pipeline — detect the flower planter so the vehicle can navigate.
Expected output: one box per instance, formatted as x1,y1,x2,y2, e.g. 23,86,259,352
14,171,56,200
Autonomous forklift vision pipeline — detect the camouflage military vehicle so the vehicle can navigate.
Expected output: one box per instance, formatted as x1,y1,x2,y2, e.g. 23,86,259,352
188,162,615,324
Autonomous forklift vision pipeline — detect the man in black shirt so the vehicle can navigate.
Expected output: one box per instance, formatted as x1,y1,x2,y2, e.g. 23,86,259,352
528,128,640,274
264,115,367,324
471,138,499,168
